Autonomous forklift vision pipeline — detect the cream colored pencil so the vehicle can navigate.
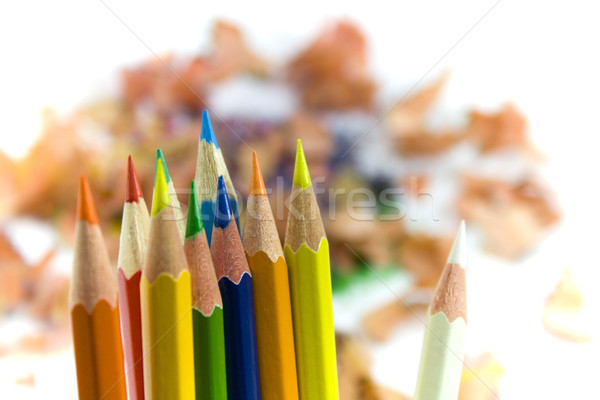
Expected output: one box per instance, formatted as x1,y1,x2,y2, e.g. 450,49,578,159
413,221,467,400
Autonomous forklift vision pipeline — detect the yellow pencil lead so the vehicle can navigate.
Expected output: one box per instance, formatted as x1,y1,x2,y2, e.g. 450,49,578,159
152,157,171,216
293,139,311,189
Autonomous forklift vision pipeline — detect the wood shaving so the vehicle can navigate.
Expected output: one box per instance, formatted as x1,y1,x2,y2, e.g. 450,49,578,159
457,175,560,259
288,21,376,109
542,268,592,342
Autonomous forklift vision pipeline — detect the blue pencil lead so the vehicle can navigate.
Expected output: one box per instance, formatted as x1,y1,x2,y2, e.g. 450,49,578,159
200,110,220,149
214,176,232,228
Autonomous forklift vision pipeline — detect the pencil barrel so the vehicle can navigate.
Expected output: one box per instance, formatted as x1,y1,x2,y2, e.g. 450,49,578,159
413,310,467,400
72,301,127,400
192,307,228,400
247,251,299,400
285,239,339,400
140,272,195,400
219,273,261,400
117,269,145,400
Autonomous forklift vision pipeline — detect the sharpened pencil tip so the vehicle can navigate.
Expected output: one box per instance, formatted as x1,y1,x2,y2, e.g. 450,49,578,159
126,155,144,203
77,174,99,224
200,110,220,149
214,176,233,228
447,220,466,266
156,149,172,183
293,139,311,189
185,180,204,239
249,151,267,196
151,155,171,216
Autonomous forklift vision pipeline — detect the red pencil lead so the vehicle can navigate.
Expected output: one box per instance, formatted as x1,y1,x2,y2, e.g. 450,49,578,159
126,155,144,203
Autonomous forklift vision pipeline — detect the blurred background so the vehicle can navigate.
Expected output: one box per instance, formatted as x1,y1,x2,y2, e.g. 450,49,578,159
1,1,600,398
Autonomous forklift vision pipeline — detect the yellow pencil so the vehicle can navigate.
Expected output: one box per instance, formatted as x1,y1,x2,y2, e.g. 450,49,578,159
284,140,339,400
140,156,195,399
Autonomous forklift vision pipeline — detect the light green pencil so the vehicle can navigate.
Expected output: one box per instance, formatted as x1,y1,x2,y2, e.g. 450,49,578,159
414,221,467,400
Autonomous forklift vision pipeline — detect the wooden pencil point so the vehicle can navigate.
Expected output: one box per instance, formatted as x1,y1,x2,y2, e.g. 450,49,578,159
250,151,267,196
414,221,468,400
126,155,144,203
77,174,99,224
293,139,311,189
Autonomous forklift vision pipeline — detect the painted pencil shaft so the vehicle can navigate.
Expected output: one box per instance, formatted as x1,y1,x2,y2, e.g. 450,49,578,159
117,156,150,400
218,273,260,400
140,268,195,399
184,180,228,400
246,252,299,399
70,175,126,400
192,309,227,399
72,303,127,400
413,222,467,400
413,310,467,400
141,159,195,400
117,270,144,399
285,240,338,400
212,177,261,400
243,153,299,400
284,141,338,400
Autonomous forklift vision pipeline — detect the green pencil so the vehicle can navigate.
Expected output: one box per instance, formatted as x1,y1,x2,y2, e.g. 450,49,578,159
184,180,228,399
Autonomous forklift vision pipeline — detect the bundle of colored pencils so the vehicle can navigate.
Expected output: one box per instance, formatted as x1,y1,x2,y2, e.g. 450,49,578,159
69,111,339,400
69,110,470,400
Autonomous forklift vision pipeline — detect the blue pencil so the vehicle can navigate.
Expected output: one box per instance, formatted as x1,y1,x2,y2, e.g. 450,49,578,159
211,176,261,400
195,110,240,246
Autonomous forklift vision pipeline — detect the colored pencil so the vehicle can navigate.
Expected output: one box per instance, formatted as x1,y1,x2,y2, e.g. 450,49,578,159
413,221,468,400
211,176,261,400
117,156,150,400
184,180,228,399
242,152,299,400
70,175,127,400
195,110,240,245
284,140,339,400
156,148,186,239
140,157,195,400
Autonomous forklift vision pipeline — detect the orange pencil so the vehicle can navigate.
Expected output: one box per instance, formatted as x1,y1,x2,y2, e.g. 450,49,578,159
70,175,127,400
242,152,299,400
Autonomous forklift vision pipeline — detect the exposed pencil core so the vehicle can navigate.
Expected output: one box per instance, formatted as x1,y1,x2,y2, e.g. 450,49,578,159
447,220,466,266
126,155,144,203
293,139,311,189
77,175,99,224
249,151,267,196
186,180,204,238
155,149,172,182
152,157,171,217
200,110,219,149
214,177,233,229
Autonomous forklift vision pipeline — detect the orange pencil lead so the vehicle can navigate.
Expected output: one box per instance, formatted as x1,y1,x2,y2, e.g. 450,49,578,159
249,151,267,196
77,174,99,224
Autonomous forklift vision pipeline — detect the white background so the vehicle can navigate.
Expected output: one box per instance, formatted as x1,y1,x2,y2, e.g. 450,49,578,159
1,1,600,398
